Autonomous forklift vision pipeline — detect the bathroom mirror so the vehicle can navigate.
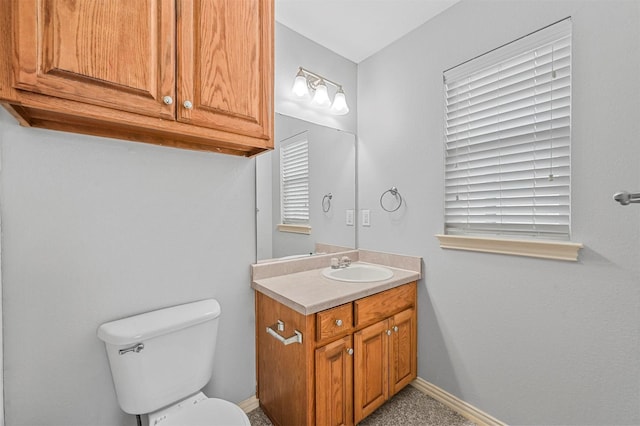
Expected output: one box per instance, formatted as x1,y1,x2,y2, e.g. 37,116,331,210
256,113,356,261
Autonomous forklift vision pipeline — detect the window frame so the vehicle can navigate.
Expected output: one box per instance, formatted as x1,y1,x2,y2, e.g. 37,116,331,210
437,18,582,261
279,134,311,233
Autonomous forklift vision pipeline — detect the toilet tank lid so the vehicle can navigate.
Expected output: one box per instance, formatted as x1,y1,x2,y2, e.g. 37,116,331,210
97,299,221,346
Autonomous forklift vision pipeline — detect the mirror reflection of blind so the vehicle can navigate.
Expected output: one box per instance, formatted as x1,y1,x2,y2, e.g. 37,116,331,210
444,18,572,240
281,137,310,224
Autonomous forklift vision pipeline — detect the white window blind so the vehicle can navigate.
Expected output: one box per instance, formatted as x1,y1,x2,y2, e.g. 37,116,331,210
443,19,572,240
281,136,310,224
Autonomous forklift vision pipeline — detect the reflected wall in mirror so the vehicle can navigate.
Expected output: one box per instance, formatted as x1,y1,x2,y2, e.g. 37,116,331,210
256,113,356,261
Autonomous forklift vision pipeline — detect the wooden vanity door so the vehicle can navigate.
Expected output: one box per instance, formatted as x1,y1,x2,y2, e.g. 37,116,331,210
316,335,354,426
389,308,417,395
13,0,176,119
354,319,389,424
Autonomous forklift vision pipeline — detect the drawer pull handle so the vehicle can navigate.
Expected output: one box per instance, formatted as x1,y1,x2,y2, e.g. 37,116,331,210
335,319,343,327
266,321,303,345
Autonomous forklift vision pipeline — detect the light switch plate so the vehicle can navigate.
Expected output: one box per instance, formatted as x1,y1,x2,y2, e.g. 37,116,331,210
362,209,371,227
346,209,354,226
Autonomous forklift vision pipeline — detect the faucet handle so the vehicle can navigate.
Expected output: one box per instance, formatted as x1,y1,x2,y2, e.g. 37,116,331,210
340,256,352,267
331,258,339,269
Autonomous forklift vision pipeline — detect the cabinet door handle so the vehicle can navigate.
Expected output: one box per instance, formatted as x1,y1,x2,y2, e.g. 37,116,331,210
335,319,343,327
386,329,392,336
162,96,173,105
393,326,399,333
346,348,354,356
183,100,193,109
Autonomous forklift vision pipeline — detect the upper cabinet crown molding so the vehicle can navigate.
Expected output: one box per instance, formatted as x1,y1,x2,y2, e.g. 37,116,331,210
0,0,274,157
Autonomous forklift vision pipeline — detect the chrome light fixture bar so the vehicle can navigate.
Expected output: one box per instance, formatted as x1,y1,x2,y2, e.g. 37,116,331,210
292,67,350,115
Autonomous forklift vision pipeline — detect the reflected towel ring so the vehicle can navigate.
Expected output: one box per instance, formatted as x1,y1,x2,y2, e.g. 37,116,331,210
322,193,333,212
380,187,403,212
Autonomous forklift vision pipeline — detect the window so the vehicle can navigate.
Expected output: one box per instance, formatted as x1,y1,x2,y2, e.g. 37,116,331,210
443,19,572,241
280,135,310,226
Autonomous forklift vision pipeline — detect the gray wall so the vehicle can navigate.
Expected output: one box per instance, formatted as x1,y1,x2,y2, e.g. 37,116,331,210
0,109,257,425
261,22,358,260
357,1,639,424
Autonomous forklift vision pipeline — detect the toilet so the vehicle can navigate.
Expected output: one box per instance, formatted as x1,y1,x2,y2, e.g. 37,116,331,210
97,299,250,426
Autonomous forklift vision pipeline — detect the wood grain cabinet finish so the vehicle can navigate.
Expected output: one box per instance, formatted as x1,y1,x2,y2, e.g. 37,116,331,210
1,0,273,156
315,335,353,426
256,282,417,426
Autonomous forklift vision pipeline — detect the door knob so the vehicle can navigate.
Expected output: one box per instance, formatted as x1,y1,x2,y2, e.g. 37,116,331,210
162,96,173,105
183,100,193,109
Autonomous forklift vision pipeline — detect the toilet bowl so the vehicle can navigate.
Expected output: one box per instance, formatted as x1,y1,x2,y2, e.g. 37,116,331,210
97,299,249,426
148,392,250,426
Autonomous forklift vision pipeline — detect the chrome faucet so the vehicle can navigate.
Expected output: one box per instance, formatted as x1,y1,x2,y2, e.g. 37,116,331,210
330,256,352,269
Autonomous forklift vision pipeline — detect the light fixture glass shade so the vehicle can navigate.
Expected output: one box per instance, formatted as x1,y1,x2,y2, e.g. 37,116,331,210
312,80,331,108
292,70,309,98
330,88,349,115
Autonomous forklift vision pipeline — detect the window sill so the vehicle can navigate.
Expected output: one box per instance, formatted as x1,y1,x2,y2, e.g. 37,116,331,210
278,224,312,235
435,234,583,261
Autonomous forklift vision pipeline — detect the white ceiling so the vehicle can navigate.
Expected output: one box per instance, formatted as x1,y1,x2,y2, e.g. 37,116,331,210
275,0,461,63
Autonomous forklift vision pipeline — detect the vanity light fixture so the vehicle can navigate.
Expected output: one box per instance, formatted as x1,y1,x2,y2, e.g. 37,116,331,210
291,67,350,115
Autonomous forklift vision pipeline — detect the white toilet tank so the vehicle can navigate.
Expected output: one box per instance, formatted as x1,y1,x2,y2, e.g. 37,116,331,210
97,299,221,415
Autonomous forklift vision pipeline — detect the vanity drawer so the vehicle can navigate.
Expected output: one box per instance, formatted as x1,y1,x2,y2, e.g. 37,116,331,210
316,303,353,341
354,282,416,327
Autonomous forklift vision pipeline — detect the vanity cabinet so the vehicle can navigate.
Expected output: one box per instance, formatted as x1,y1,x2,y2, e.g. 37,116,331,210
256,282,417,426
0,0,273,156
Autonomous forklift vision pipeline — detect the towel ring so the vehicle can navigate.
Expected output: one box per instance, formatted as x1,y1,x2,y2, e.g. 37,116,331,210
380,187,403,212
322,193,333,212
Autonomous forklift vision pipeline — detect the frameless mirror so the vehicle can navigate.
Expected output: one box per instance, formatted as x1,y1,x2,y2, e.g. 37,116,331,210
256,113,356,261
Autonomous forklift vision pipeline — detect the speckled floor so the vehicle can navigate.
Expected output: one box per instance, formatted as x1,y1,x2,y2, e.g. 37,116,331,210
247,385,477,426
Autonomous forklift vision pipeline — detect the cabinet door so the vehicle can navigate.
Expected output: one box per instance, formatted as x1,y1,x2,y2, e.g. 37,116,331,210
178,0,273,139
354,319,389,424
389,308,417,396
14,0,176,119
316,335,354,426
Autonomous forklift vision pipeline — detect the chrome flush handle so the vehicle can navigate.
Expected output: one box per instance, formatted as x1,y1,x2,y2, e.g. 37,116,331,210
119,343,144,355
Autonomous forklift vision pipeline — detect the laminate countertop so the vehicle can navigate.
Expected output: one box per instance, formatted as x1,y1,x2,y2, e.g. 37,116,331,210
251,262,420,315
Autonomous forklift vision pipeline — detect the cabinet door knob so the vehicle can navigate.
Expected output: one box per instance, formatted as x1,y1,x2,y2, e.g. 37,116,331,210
346,348,354,356
393,326,399,333
163,96,173,105
335,319,343,327
386,329,392,336
183,100,193,109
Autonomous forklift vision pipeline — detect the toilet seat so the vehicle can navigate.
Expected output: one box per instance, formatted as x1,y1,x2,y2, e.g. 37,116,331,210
148,393,250,426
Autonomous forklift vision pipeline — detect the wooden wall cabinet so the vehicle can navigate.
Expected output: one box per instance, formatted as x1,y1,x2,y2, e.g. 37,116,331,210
256,282,417,426
0,0,273,156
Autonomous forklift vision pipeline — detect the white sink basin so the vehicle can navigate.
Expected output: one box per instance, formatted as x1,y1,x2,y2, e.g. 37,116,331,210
322,264,394,283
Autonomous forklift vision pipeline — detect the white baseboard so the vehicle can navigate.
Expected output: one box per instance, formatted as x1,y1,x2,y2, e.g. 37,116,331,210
411,377,506,426
237,395,259,413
